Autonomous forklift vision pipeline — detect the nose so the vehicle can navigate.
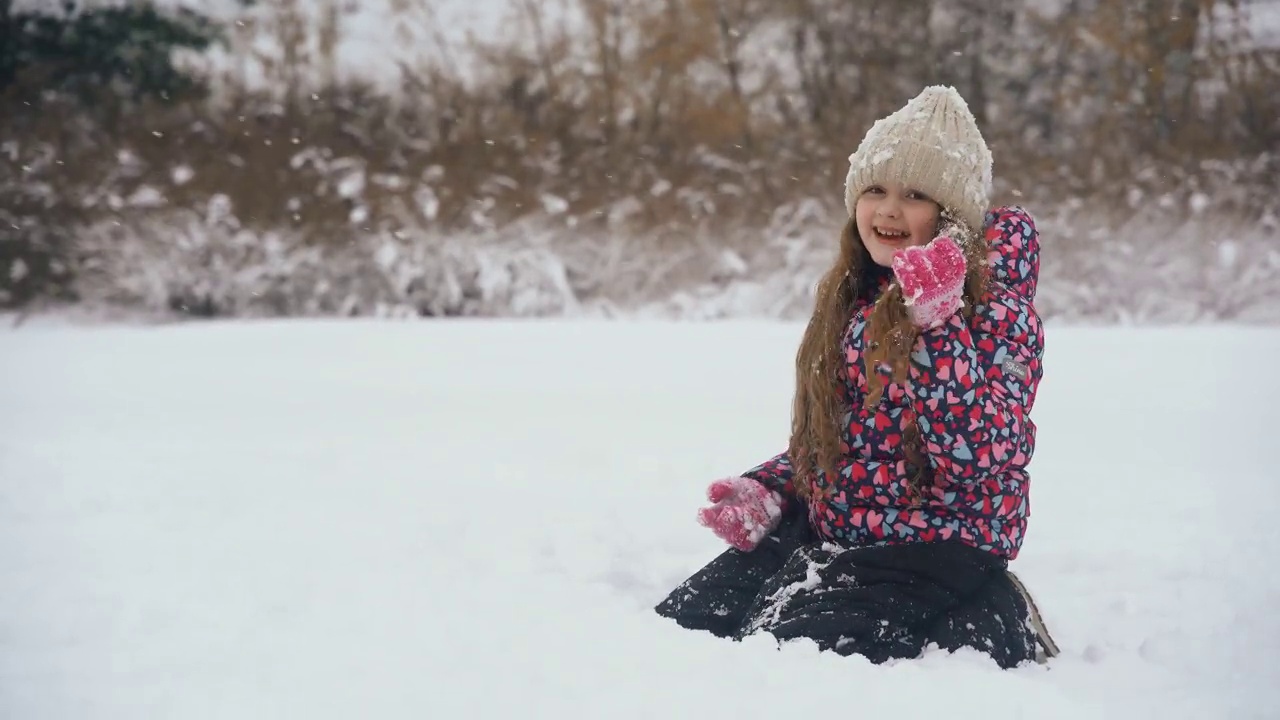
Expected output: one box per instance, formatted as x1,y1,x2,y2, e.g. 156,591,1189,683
876,196,902,218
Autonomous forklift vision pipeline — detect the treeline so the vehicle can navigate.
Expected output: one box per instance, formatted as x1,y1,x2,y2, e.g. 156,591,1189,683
2,0,1277,317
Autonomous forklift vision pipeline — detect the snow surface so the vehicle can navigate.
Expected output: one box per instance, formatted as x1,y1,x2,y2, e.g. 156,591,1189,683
1,319,1278,719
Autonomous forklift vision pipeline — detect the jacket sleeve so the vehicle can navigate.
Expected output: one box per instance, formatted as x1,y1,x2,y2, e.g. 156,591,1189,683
901,210,1045,483
740,451,796,500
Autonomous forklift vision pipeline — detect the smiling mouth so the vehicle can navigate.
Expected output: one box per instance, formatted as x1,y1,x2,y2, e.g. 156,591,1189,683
874,227,911,244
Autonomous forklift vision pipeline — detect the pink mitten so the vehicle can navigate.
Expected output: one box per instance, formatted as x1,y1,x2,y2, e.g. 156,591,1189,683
696,477,783,552
891,235,967,329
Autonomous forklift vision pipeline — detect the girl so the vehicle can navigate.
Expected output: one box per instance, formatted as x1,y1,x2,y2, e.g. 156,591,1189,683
655,86,1057,668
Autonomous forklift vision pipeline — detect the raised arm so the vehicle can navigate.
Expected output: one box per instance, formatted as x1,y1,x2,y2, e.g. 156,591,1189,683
895,206,1045,483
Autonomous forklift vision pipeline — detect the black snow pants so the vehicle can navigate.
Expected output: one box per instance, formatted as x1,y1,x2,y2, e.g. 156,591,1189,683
654,504,1043,669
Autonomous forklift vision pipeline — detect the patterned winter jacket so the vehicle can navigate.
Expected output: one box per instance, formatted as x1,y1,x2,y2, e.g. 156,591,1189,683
743,206,1044,560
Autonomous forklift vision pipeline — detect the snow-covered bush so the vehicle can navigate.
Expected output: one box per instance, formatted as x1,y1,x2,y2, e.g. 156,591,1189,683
64,191,1280,325
1033,209,1280,324
634,199,1280,324
72,208,589,319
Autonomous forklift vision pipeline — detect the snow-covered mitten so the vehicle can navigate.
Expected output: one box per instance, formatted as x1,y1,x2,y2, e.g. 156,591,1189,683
696,477,783,552
891,235,967,330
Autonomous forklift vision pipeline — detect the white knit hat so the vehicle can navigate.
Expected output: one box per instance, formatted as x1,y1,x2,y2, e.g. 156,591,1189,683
844,85,992,233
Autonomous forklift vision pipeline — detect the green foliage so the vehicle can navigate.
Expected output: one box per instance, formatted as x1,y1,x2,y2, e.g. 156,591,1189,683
0,0,225,309
0,0,222,104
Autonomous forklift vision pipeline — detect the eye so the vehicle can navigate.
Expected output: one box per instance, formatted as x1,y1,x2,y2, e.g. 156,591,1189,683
863,186,885,195
906,189,932,201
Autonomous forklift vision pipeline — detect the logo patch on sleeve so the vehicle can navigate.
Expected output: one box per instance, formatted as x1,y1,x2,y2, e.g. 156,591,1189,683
1002,358,1030,381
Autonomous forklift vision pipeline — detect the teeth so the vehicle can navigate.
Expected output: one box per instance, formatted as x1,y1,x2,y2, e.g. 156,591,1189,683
877,228,908,238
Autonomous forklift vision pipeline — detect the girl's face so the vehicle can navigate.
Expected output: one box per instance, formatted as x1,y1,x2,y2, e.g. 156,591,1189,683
853,182,942,267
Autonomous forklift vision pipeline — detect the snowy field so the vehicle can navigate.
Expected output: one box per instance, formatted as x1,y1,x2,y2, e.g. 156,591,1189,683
1,319,1278,719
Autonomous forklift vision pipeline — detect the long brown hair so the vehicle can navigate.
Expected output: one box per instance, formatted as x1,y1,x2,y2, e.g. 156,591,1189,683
787,209,989,503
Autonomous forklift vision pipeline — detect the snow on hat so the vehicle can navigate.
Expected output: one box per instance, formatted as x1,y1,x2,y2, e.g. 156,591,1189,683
844,85,992,234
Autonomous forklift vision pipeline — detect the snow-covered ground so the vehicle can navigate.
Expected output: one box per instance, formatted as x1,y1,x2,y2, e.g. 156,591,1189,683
1,319,1277,719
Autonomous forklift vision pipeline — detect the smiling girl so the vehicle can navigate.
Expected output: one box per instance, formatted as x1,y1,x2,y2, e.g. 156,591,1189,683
655,86,1057,668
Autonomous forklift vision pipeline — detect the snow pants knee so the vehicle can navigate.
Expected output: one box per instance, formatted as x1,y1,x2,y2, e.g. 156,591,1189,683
654,506,1040,669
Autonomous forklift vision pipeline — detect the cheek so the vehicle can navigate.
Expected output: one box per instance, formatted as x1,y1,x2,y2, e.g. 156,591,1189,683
855,199,872,222
910,209,940,240
855,201,876,236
